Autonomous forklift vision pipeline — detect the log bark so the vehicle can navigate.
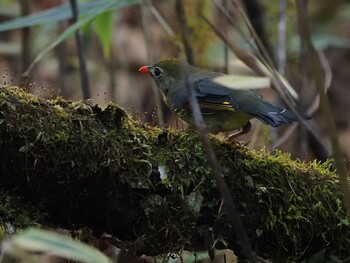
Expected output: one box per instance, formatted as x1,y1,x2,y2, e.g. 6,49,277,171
0,85,349,261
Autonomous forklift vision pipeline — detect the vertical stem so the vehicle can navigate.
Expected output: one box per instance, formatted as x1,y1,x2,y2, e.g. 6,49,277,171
20,0,31,85
55,22,68,97
141,0,164,127
175,0,195,65
107,55,117,102
272,0,288,141
182,61,258,263
296,0,350,217
69,0,90,99
241,0,274,62
277,0,287,74
223,0,229,73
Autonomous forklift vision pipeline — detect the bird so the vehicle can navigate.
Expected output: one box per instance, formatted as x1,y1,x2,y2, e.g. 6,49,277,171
138,58,310,138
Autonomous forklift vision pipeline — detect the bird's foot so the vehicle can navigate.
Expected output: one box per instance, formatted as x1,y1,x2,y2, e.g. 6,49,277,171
226,122,252,141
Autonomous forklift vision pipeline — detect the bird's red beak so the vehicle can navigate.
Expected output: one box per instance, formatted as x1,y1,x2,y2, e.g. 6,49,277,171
138,66,150,74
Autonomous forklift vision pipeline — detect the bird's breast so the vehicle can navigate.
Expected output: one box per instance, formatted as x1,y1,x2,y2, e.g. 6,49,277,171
177,110,253,134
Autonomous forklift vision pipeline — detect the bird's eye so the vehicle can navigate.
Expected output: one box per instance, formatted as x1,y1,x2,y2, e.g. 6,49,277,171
153,67,163,78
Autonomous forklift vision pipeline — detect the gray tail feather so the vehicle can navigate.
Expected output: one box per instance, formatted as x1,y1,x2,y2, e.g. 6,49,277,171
255,108,311,127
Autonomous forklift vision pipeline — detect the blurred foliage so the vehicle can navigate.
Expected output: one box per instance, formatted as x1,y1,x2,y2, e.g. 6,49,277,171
181,1,215,66
94,10,115,60
1,1,350,260
0,192,40,231
0,0,140,72
3,228,111,263
0,1,19,17
261,0,350,53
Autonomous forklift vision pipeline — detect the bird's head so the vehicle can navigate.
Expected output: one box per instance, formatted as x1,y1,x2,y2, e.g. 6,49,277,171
138,58,193,94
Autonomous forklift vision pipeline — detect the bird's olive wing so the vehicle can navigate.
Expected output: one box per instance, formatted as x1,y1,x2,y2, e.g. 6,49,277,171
194,78,239,114
193,77,305,127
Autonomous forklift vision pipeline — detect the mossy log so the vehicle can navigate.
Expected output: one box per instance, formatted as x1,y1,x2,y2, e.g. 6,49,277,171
0,85,349,261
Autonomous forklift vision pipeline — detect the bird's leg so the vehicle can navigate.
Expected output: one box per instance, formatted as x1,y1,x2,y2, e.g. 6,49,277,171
227,122,252,141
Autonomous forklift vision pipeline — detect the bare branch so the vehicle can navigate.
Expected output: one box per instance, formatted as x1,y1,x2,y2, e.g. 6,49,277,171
141,0,164,127
175,0,195,65
181,60,259,263
69,0,90,99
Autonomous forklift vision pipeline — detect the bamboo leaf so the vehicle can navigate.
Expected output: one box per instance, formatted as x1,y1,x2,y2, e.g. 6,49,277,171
24,0,140,75
3,228,111,263
94,10,115,60
0,0,140,32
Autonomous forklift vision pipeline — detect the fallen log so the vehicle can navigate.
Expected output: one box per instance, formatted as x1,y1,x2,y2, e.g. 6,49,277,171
0,85,348,261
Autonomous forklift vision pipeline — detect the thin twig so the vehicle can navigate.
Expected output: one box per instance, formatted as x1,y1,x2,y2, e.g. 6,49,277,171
147,2,174,35
277,0,287,74
270,123,298,150
295,0,350,217
211,2,298,102
271,50,333,152
19,0,31,86
249,122,264,148
181,60,259,263
228,0,277,79
305,50,333,117
55,22,69,96
175,0,195,65
201,14,262,75
271,0,288,141
234,0,329,158
241,0,275,61
270,41,332,152
141,0,164,127
223,0,229,74
69,0,90,99
20,0,30,72
201,12,330,158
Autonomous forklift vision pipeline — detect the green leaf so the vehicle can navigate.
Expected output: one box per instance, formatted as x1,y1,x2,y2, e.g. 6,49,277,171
0,0,140,32
213,75,271,90
94,10,115,60
23,0,140,75
4,228,111,263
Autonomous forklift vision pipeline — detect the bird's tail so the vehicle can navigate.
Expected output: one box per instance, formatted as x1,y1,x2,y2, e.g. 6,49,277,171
255,107,311,128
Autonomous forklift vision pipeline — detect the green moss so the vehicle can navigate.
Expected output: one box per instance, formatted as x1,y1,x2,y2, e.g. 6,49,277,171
0,85,349,261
